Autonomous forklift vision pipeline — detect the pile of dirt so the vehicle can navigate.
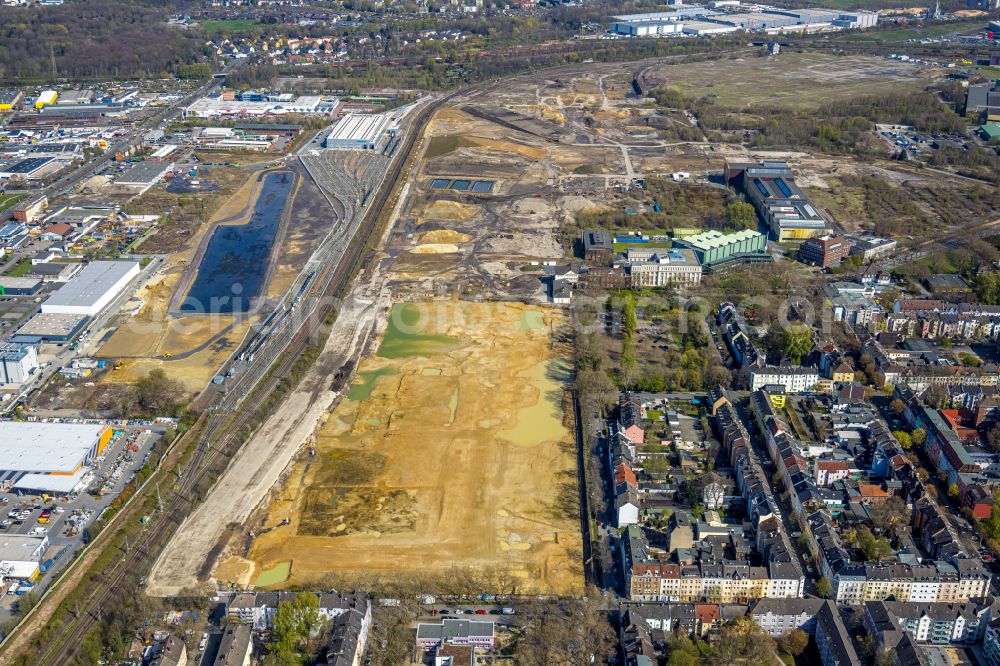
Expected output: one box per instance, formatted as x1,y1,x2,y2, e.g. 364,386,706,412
421,200,479,222
416,229,472,244
410,243,462,254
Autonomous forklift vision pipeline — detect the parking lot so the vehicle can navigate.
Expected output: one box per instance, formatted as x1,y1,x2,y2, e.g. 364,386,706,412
0,425,163,618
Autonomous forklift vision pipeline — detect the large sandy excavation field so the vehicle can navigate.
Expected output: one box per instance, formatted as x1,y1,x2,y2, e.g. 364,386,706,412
246,300,583,595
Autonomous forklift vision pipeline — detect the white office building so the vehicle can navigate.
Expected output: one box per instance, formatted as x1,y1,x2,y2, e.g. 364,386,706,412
0,344,39,385
749,366,820,393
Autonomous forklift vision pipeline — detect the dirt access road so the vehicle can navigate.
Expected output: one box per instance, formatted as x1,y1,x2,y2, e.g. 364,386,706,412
146,260,393,596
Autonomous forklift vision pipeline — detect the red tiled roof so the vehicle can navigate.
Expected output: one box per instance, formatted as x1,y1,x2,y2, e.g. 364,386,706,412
817,461,849,471
44,222,71,237
695,604,721,624
890,454,912,471
859,484,890,498
615,464,638,488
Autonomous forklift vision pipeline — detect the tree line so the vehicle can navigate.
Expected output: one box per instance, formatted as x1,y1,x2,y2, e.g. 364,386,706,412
0,0,208,84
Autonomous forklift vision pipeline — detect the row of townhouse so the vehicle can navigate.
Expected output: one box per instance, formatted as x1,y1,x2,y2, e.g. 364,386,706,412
612,387,809,604
748,366,821,393
897,386,1000,510
802,496,990,606
620,525,803,604
894,299,1000,319
750,598,861,666
887,311,1000,342
611,394,645,527
619,602,748,664
717,303,765,370
620,389,804,603
862,337,1000,392
864,597,1000,646
749,388,993,607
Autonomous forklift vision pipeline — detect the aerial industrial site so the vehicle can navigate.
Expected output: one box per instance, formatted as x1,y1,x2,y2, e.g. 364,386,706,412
2,0,1000,665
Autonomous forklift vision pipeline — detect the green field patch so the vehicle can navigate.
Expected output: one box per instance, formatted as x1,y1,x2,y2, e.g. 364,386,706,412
519,309,546,331
0,193,27,212
376,303,460,358
202,19,258,33
424,134,487,158
5,257,32,278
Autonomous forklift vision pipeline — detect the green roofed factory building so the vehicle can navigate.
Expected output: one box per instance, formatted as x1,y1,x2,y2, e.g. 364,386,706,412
675,229,771,273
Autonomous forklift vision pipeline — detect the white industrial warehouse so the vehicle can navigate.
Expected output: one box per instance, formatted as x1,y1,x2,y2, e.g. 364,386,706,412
324,113,395,149
0,422,113,495
0,535,48,581
184,95,339,118
41,260,140,317
608,6,877,37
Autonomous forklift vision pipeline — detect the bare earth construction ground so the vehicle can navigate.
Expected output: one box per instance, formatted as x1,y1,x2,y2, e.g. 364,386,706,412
248,301,583,595
150,53,945,599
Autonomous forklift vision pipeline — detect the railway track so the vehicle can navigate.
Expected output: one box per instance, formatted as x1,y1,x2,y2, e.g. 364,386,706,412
28,90,454,666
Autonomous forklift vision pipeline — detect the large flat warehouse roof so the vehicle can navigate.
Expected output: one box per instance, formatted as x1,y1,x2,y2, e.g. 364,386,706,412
13,467,88,494
13,312,88,340
42,260,139,312
0,535,46,563
326,113,391,143
0,422,107,473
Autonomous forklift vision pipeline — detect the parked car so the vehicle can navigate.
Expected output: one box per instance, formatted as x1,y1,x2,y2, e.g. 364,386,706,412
475,610,487,615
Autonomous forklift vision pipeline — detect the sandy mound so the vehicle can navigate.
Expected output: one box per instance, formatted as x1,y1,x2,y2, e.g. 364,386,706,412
416,230,472,244
421,200,478,222
213,556,256,588
411,243,461,254
560,195,596,213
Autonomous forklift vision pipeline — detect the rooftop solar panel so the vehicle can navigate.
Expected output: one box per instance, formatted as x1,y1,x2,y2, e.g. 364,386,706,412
774,177,793,198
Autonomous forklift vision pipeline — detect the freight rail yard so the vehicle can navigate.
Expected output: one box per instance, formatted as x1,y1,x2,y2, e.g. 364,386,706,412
0,74,435,661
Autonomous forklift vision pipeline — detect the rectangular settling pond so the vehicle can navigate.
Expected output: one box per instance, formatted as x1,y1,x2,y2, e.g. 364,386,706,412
180,171,293,314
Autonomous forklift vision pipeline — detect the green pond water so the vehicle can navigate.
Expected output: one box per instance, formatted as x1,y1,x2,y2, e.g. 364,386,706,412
519,309,546,332
502,357,572,446
255,560,291,587
347,367,398,401
377,303,460,358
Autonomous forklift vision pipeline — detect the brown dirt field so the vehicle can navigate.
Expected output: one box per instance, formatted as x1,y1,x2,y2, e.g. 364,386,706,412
248,301,583,595
108,318,252,392
214,556,256,588
463,136,545,161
